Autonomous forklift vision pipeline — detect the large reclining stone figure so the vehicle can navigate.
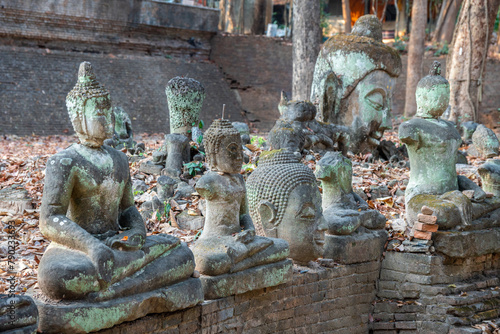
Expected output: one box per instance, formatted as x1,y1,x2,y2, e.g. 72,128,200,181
36,62,203,333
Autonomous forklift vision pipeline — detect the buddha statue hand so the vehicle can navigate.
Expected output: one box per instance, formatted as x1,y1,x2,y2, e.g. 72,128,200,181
105,230,145,251
234,229,255,244
89,243,115,283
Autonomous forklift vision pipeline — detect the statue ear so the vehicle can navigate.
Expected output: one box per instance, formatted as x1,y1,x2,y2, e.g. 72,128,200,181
258,201,278,238
320,72,338,123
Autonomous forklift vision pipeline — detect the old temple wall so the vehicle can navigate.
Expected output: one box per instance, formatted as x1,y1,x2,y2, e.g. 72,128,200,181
0,0,243,135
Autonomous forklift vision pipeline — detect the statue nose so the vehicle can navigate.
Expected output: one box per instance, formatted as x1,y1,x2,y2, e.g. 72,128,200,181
317,215,327,231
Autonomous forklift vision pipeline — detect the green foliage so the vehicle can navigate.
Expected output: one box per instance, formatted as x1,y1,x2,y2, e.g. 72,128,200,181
393,36,407,53
250,136,266,147
242,163,256,173
495,8,500,32
320,0,330,36
164,201,172,225
133,190,144,196
198,120,204,129
196,134,203,145
193,229,203,241
433,41,449,57
184,161,204,176
156,211,162,221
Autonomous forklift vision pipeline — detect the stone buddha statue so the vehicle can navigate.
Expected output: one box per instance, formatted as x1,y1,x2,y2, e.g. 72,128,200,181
104,106,142,153
399,62,487,230
246,149,327,264
269,91,346,153
314,152,387,263
310,15,402,155
191,119,291,299
150,76,206,178
36,62,203,333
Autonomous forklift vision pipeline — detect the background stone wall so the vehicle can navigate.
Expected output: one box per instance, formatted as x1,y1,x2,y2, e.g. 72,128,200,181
98,261,381,334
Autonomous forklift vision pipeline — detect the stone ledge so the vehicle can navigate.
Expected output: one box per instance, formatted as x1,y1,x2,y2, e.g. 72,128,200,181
201,259,293,300
36,278,203,333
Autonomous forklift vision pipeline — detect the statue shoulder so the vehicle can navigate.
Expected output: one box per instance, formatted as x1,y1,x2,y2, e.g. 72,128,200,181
195,172,222,200
104,146,129,168
398,120,420,144
46,146,79,173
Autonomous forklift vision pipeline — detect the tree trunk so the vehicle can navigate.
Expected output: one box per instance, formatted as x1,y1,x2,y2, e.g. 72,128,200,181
447,0,500,123
342,0,351,33
404,0,428,117
292,0,321,100
433,0,463,43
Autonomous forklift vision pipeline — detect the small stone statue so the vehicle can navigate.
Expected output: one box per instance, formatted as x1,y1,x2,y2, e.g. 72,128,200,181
191,119,291,299
247,149,327,264
469,124,499,159
104,106,145,154
478,160,500,197
269,91,346,153
36,62,203,333
166,76,205,136
315,152,386,234
399,62,482,230
315,152,387,263
310,15,402,154
0,294,38,334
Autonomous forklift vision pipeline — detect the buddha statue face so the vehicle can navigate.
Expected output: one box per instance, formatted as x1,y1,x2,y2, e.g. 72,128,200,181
66,62,113,147
343,70,395,148
204,119,243,174
310,15,401,154
247,150,327,263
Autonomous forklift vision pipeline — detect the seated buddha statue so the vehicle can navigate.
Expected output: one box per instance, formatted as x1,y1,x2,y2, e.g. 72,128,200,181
246,149,327,264
36,62,202,333
315,151,386,235
191,119,291,298
399,62,488,230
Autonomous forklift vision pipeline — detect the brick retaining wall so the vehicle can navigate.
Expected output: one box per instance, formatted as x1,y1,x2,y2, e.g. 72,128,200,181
98,261,381,334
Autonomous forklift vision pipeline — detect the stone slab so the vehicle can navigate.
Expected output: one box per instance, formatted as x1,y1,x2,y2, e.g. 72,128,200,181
323,229,388,264
4,325,37,334
35,278,203,334
201,259,293,300
433,227,500,258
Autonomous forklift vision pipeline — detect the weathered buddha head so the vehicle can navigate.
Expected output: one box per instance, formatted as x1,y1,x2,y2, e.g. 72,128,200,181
415,61,450,119
204,119,243,174
247,150,326,263
166,77,205,136
310,15,401,154
66,62,113,148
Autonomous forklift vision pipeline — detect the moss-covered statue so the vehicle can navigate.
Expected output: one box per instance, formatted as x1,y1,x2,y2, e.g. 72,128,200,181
315,151,387,263
310,15,402,155
104,106,144,154
247,149,327,264
269,91,347,153
36,62,203,333
191,119,291,299
399,62,491,230
468,124,500,159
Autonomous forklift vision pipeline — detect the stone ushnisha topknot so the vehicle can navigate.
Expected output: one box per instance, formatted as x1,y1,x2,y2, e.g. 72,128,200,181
66,62,110,121
429,61,441,76
246,150,317,234
203,119,241,167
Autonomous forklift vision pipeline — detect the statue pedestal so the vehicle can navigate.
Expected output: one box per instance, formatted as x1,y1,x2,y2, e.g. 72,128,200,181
201,259,293,300
323,228,388,264
35,278,203,334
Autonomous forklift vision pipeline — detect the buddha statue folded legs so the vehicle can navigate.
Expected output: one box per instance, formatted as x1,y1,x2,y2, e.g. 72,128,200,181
191,119,292,299
35,62,203,334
